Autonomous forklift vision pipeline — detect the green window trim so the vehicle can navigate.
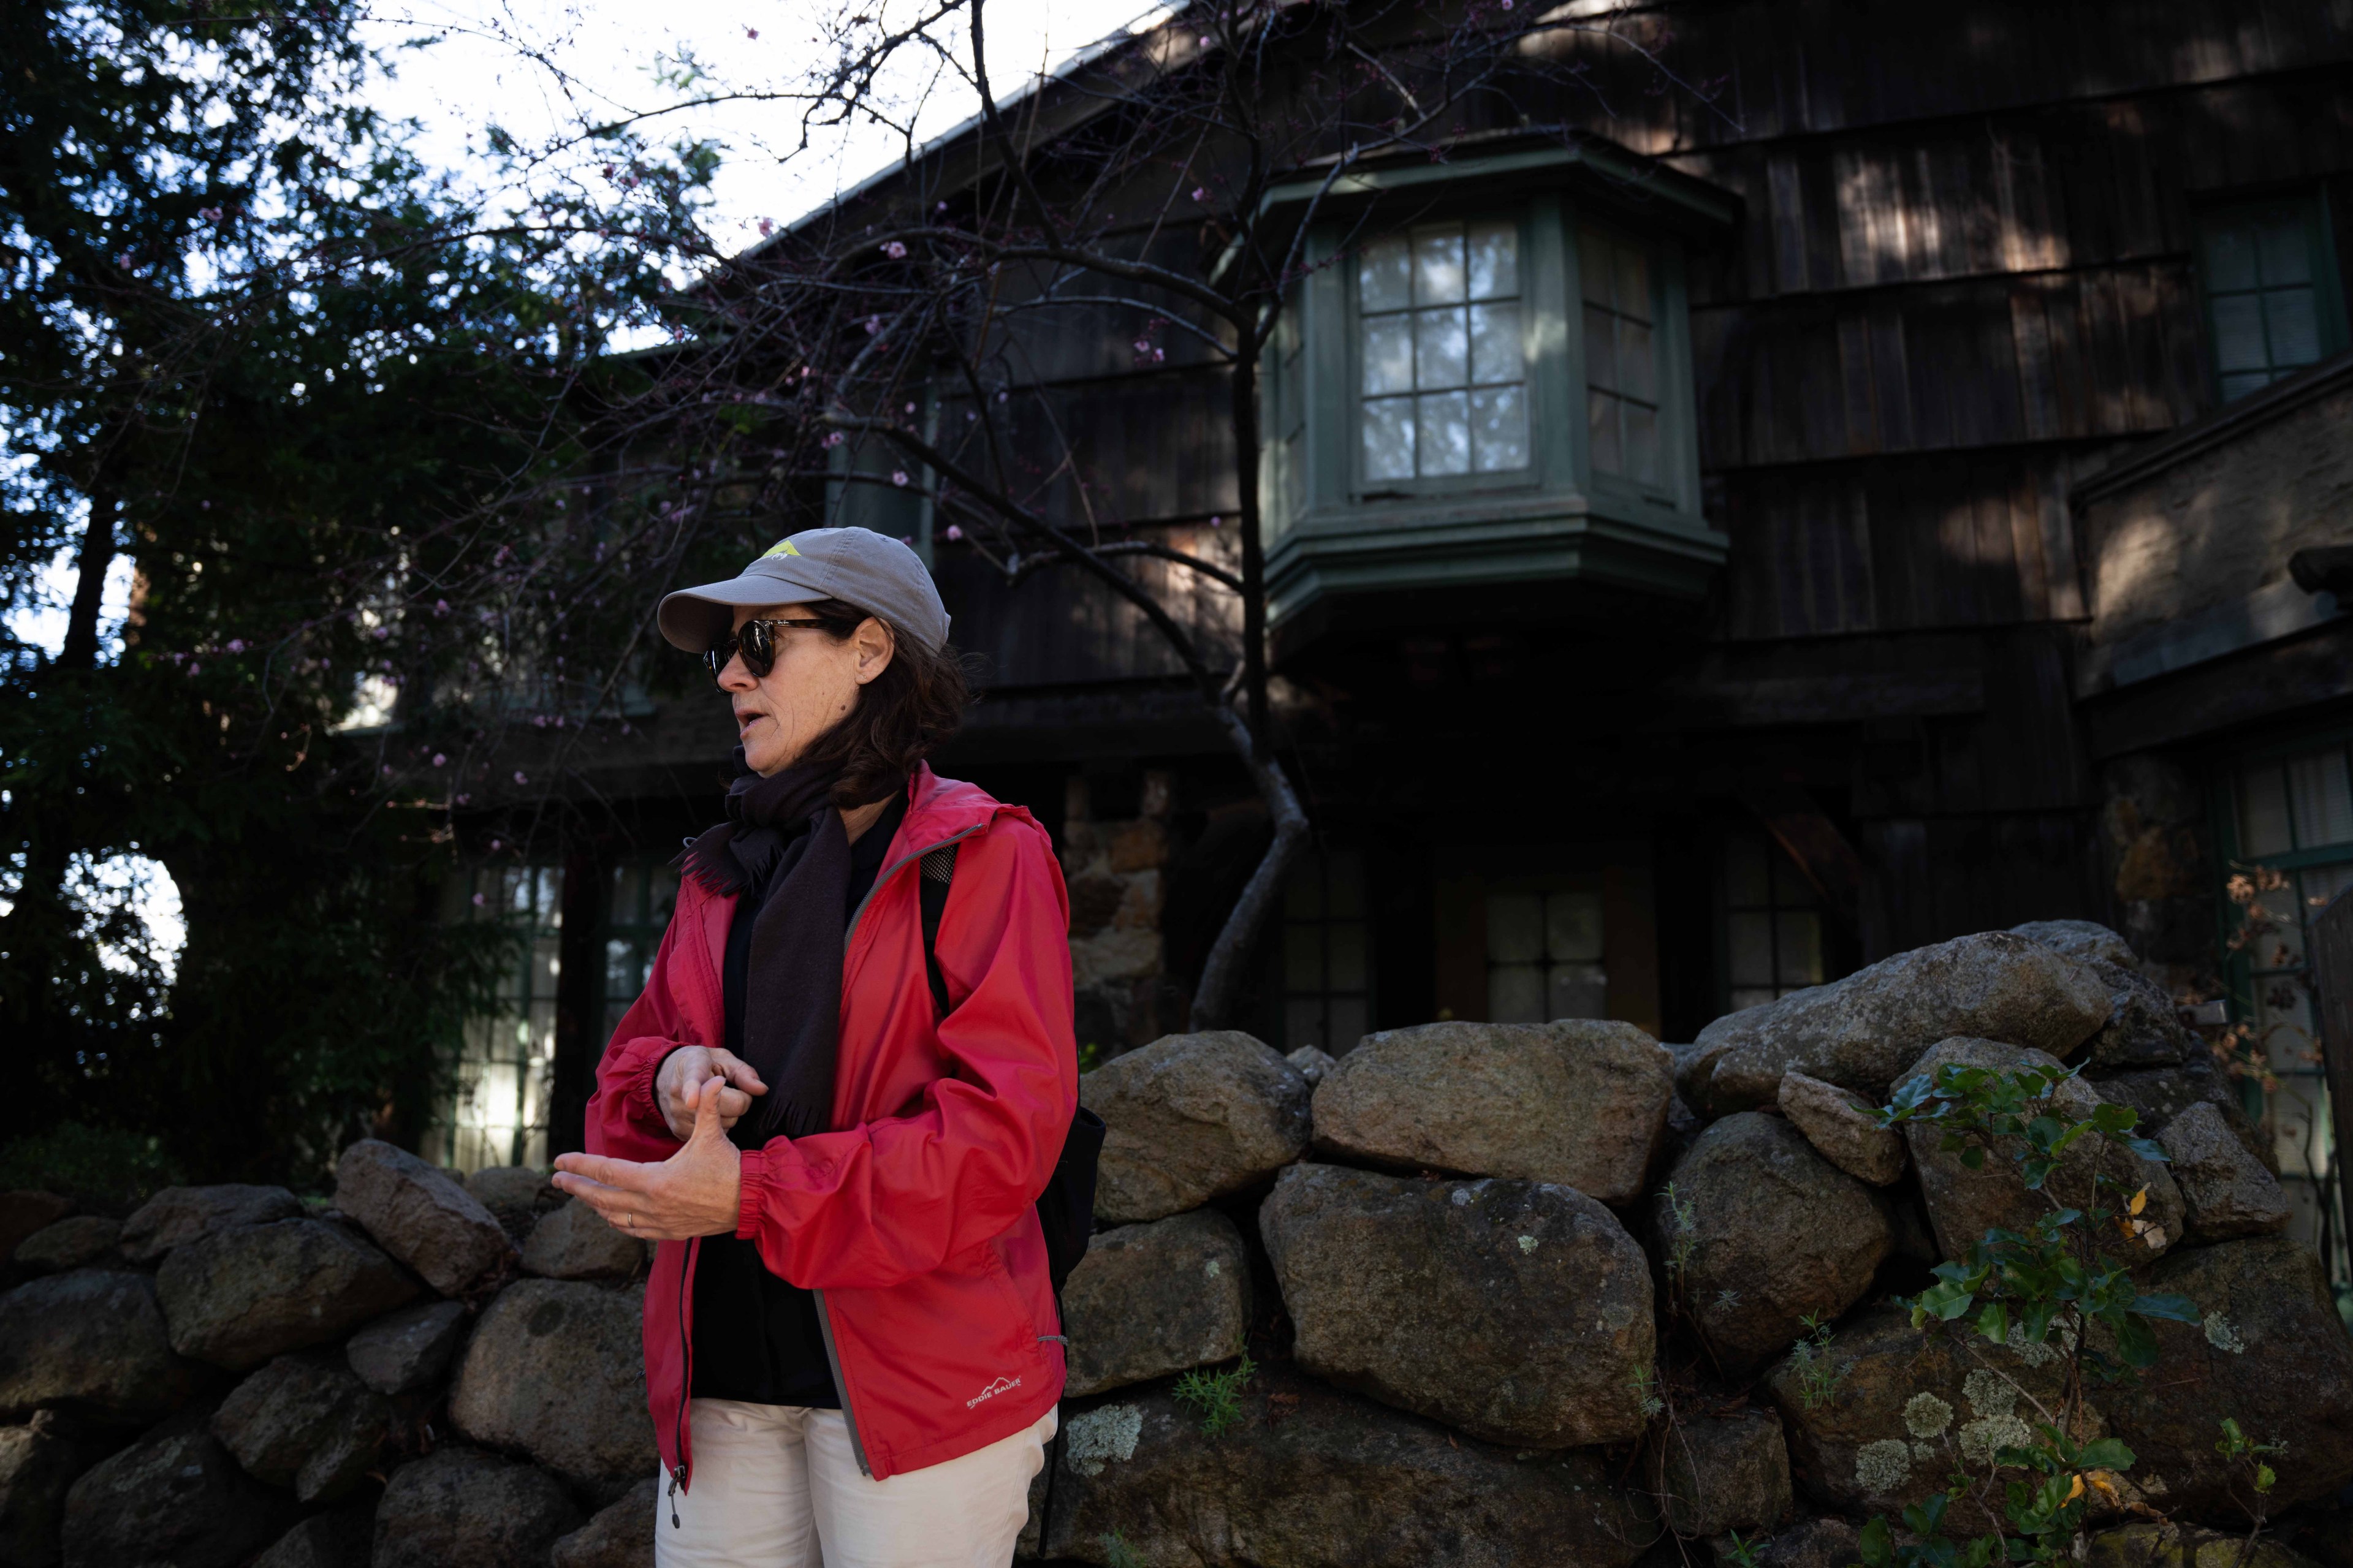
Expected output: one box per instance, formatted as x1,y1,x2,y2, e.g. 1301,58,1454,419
1260,184,1724,627
2207,724,2353,1305
2194,189,2350,407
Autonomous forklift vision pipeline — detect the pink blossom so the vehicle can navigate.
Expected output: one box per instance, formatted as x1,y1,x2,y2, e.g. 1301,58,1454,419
472,892,486,906
1192,187,1207,202
945,525,964,541
744,25,758,38
513,771,527,784
432,753,447,767
187,663,201,675
457,793,472,805
226,639,245,653
1210,515,1223,528
382,765,393,776
1134,339,1151,354
1154,348,1165,363
435,599,450,616
883,241,907,259
759,218,774,237
891,471,910,487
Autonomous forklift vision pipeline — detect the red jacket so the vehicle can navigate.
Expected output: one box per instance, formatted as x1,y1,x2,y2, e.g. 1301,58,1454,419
586,764,1076,1483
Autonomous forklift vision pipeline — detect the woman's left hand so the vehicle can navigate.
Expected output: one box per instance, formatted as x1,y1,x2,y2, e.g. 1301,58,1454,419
553,1072,744,1241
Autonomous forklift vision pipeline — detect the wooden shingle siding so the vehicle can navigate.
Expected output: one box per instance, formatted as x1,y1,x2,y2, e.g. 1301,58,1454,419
935,523,1241,689
1716,446,2119,639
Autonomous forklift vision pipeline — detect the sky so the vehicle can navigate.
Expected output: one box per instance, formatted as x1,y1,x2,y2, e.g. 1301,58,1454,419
10,0,1154,968
358,0,1165,248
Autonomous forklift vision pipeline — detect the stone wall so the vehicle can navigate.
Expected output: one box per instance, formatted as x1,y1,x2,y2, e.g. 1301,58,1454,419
1060,771,1174,1056
4,921,2349,1568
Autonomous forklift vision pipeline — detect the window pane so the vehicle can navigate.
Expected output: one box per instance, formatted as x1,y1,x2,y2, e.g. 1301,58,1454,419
2289,750,2353,849
1489,963,1546,1024
1545,892,1605,963
1769,850,1820,909
2251,881,2305,969
1624,401,1661,485
1584,304,1619,390
1328,922,1367,990
1776,911,1825,988
1362,315,1413,395
1363,397,1415,480
1729,985,1779,1012
1470,302,1521,384
2241,764,2293,857
1287,860,1325,918
1327,996,1368,1051
1471,386,1529,472
1285,923,1324,989
606,937,637,996
1614,245,1652,323
1467,220,1519,300
1416,306,1469,389
2267,287,2322,368
1728,911,1773,987
1414,227,1467,304
2211,294,2269,373
2205,222,2259,291
1486,892,1543,963
1550,962,1609,1021
1287,996,1327,1051
1360,236,1411,312
1418,390,1470,474
1618,318,1657,403
2256,210,2312,284
1579,228,1615,308
2221,369,2275,401
1588,389,1622,474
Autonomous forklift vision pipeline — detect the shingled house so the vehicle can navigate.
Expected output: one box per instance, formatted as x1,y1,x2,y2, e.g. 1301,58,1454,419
425,0,2353,1295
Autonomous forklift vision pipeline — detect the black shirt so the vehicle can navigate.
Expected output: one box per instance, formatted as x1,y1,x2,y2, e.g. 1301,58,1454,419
690,789,908,1408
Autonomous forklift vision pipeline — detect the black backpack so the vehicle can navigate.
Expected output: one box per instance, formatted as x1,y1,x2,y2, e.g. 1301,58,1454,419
918,844,1105,1292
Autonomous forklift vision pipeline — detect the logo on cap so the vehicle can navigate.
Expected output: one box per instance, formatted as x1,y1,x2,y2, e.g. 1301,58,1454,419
761,539,802,558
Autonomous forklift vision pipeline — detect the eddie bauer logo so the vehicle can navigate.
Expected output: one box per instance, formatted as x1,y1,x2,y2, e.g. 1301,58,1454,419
965,1376,1021,1410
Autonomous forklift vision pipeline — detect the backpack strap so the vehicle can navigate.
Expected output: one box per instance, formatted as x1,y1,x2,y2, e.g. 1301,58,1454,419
918,844,958,1017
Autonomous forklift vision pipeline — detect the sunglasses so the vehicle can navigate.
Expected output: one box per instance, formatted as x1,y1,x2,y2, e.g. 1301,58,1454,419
704,617,827,682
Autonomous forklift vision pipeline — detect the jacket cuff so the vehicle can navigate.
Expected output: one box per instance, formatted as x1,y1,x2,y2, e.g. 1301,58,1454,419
736,1145,769,1240
631,1045,671,1129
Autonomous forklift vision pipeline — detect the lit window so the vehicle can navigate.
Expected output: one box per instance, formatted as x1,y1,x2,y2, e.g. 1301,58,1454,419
1280,850,1370,1053
1358,219,1529,481
436,863,563,1172
1582,226,1661,485
1486,888,1606,1023
603,857,682,1041
1722,832,1824,1013
2199,197,2341,403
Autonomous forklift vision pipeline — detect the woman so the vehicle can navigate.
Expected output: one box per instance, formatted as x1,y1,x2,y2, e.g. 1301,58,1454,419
552,527,1075,1568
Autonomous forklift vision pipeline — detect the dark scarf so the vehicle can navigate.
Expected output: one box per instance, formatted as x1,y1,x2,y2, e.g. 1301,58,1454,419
680,751,868,1142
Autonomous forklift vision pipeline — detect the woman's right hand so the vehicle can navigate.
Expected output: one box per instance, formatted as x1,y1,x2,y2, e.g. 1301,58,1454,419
654,1046,767,1141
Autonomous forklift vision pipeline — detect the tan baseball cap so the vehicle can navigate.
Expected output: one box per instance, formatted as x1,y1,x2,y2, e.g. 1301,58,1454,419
657,528,952,654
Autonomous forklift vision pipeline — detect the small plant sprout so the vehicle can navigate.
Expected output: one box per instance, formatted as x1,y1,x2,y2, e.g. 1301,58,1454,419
1629,1363,1665,1421
1787,1313,1843,1412
1172,1355,1256,1437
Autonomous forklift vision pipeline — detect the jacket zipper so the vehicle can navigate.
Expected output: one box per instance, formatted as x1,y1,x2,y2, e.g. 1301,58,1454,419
669,1236,697,1522
819,819,991,1480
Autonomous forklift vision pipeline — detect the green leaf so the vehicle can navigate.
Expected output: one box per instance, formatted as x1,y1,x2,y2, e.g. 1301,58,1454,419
2113,1312,2158,1368
1975,1301,2011,1345
2075,1439,2135,1471
2130,1292,2199,1324
2256,1463,2276,1494
1859,1517,1893,1567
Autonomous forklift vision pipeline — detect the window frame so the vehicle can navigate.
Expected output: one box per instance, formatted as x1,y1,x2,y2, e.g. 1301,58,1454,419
1345,208,1550,499
2205,724,2353,1306
2192,188,2351,407
1277,190,1707,534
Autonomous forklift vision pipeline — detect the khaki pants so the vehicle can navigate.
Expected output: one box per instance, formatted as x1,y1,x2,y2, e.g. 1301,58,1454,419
652,1399,1055,1568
